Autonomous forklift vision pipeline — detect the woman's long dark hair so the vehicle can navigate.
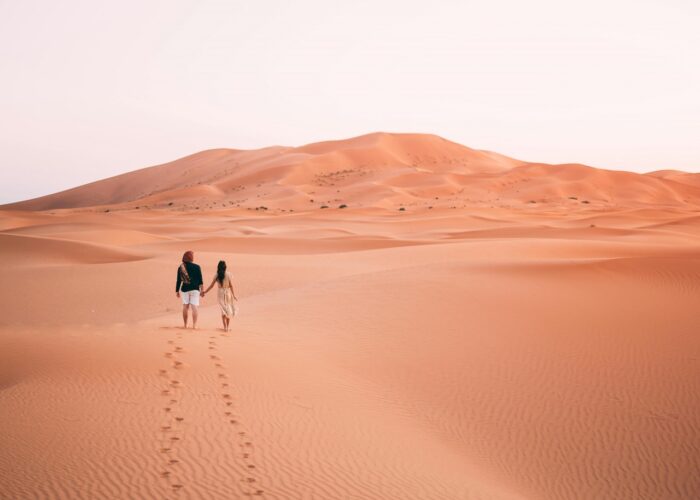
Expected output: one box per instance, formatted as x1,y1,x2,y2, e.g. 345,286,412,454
216,260,227,284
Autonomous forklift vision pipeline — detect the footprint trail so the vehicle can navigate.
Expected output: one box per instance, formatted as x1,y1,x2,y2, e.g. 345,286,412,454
207,334,265,497
158,329,187,496
156,327,266,497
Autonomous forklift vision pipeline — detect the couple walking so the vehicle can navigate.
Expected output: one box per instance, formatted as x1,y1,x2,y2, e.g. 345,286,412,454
176,251,238,331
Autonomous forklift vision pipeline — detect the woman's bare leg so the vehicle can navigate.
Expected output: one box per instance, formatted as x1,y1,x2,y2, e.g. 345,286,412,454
182,304,189,328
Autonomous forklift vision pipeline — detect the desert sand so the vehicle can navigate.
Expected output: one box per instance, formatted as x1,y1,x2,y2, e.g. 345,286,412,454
1,133,699,499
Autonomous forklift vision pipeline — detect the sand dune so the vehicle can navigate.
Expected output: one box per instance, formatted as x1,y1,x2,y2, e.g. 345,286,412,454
0,233,148,266
4,133,699,214
1,133,700,499
647,170,700,188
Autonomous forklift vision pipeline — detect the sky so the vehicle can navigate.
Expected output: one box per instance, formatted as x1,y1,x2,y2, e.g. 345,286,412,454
1,0,699,204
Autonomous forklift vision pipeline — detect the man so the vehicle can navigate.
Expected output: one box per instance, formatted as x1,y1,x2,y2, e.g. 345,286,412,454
176,250,204,329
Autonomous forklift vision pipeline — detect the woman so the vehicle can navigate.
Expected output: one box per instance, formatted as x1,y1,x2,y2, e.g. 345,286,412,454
202,260,238,332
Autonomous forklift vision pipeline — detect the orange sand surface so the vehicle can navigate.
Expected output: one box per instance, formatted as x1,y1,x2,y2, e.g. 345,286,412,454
1,133,699,499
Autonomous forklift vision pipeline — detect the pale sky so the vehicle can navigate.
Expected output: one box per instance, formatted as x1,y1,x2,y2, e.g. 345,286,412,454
1,0,699,204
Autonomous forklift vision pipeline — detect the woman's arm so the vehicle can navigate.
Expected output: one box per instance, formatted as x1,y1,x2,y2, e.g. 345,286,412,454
202,276,217,296
229,273,238,300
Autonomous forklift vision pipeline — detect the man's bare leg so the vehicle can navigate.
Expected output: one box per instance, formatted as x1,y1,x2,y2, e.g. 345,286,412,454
182,304,189,328
191,305,198,329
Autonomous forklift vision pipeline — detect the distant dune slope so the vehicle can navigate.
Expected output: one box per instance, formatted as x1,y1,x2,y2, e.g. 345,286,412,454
3,132,699,212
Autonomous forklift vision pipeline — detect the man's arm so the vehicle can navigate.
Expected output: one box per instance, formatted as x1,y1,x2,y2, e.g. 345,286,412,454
176,267,181,294
196,265,204,293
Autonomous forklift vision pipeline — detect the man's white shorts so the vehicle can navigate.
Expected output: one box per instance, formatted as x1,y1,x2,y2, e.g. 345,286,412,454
181,290,200,306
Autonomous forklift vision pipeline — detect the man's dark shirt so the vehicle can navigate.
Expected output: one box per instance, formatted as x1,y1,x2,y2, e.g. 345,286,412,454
176,262,203,293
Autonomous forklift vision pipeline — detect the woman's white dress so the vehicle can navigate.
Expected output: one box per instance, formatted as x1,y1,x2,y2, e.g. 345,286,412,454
217,272,236,318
